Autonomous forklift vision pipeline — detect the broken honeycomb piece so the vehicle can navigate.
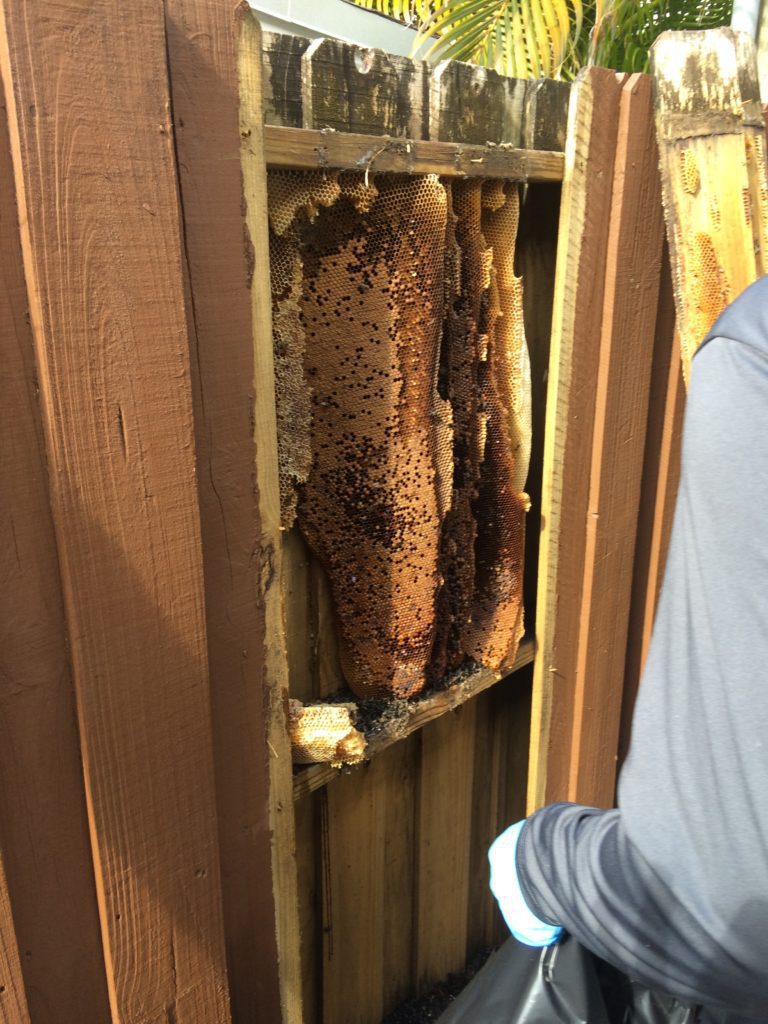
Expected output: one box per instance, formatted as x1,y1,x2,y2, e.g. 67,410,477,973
680,149,700,196
288,700,366,766
268,170,341,236
682,230,729,376
270,229,312,527
297,175,452,699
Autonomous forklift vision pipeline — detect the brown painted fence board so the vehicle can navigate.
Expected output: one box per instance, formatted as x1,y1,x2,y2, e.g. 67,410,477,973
0,1,231,1020
620,253,683,767
165,3,283,1019
0,82,111,1021
569,74,665,807
528,67,624,811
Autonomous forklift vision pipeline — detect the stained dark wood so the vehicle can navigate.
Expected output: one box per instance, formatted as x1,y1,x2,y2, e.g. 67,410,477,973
523,78,571,151
430,59,526,144
303,37,428,138
262,30,310,128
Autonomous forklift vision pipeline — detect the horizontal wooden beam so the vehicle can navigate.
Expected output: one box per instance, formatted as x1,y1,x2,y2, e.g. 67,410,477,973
292,637,535,800
263,125,564,181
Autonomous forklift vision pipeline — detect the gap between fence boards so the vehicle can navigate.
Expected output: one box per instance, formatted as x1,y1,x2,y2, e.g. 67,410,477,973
292,636,535,801
263,126,564,182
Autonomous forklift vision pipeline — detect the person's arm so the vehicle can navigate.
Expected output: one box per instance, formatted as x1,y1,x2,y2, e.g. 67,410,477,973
492,326,768,1018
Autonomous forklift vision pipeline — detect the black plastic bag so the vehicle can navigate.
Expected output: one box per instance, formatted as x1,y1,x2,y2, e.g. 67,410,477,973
436,936,699,1024
437,935,612,1023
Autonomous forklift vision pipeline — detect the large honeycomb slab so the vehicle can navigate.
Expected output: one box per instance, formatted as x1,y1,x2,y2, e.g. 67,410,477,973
461,181,530,668
272,172,451,698
269,170,531,698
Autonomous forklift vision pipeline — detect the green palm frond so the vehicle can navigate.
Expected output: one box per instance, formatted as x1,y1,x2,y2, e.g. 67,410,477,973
413,0,584,78
351,0,733,77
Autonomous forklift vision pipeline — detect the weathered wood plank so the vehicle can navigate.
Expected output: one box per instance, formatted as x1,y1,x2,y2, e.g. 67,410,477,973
528,67,624,812
0,0,232,1019
735,34,768,277
264,124,564,179
303,37,428,138
293,637,535,799
493,668,533,945
238,12,304,1024
321,762,387,1024
569,74,665,807
619,250,683,766
382,738,418,1017
652,28,759,382
415,704,476,988
465,688,504,953
293,792,320,1024
0,849,29,1024
430,60,526,144
164,3,285,1019
0,79,110,1021
523,79,571,152
262,31,310,128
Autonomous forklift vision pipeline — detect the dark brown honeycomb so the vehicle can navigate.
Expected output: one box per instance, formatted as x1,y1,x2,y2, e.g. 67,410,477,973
462,181,530,669
268,170,530,698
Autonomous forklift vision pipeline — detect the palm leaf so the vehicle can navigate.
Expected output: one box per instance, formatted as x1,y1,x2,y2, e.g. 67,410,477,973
351,0,731,77
592,0,733,72
413,0,584,78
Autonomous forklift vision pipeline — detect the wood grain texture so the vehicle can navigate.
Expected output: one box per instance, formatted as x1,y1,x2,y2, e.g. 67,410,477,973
262,31,310,128
321,762,387,1024
381,739,418,1017
0,82,111,1022
528,68,624,812
0,1,232,1020
523,79,571,152
264,125,565,179
568,74,664,807
293,793,320,1024
0,850,29,1024
619,251,683,767
430,60,526,144
303,38,428,138
238,12,304,1024
415,704,476,989
164,2,284,1019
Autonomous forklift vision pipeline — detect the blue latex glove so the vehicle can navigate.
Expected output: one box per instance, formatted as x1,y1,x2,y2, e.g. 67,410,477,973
488,819,564,947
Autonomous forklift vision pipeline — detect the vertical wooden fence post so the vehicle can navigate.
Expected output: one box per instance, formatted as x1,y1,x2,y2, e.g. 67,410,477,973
164,2,284,1019
0,73,111,1020
0,2,232,1020
238,12,304,1024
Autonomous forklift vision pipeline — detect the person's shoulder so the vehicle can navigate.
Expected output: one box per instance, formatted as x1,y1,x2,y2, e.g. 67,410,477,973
700,275,768,355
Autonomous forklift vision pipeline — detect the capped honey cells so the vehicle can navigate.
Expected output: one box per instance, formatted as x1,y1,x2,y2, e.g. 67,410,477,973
268,170,531,698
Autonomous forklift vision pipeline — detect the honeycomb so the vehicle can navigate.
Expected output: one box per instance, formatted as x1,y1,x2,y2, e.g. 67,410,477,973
682,229,729,371
269,170,530,698
680,148,700,196
462,182,530,669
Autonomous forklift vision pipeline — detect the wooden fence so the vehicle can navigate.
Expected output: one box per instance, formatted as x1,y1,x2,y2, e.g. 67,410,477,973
0,3,684,1024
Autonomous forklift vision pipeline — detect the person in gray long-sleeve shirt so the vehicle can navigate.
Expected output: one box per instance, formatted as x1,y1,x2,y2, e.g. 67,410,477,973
489,276,768,1019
